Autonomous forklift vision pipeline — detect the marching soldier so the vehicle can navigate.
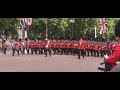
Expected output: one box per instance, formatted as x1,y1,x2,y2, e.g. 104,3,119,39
45,38,52,57
53,40,57,55
87,41,92,57
60,40,64,55
64,40,68,55
107,42,112,56
18,39,23,54
89,41,94,56
23,38,29,54
31,38,37,54
74,40,78,55
77,38,86,59
30,38,34,54
86,41,89,56
2,39,8,54
53,40,56,55
34,39,38,54
12,38,20,56
93,42,99,57
111,42,116,54
69,40,73,55
99,42,103,57
37,38,42,54
66,40,70,55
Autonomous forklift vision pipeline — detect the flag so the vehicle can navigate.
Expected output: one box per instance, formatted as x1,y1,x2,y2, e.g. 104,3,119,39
20,18,25,26
28,18,32,25
17,18,20,21
18,18,26,29
98,18,108,34
24,18,32,26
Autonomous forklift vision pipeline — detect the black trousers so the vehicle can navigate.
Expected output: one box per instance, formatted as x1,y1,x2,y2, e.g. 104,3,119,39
74,48,78,55
1,47,3,53
45,48,52,57
3,48,7,54
31,48,37,54
78,49,85,59
60,48,64,55
38,48,42,54
12,47,19,56
52,48,56,55
40,48,45,54
66,48,72,55
86,49,90,56
23,47,29,54
19,48,23,54
100,50,104,57
90,49,93,56
56,48,60,54
106,50,111,56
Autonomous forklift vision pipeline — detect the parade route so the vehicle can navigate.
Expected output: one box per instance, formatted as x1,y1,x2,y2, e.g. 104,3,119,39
0,53,104,72
0,18,118,72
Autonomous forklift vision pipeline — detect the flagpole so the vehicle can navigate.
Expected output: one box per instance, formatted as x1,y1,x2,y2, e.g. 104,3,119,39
95,26,97,38
24,25,27,54
46,22,48,39
25,30,27,38
28,25,29,39
25,18,29,39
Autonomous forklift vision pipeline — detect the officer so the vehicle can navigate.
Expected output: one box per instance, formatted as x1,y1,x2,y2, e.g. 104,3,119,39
104,20,120,71
45,38,52,57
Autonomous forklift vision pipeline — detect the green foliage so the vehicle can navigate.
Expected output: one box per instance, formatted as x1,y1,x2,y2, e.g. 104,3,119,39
0,18,120,39
0,18,18,37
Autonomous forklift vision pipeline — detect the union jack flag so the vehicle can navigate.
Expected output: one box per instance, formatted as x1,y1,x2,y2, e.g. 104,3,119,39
24,18,32,26
17,18,32,31
98,18,108,34
17,18,25,29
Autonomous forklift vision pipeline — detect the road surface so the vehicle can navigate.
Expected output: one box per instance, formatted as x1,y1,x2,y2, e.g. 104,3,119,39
0,52,104,72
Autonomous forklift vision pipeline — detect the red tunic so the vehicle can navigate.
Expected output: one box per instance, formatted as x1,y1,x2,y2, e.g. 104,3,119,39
19,42,22,48
2,42,7,48
98,44,102,51
106,45,120,69
77,40,85,50
13,41,19,49
46,40,52,48
112,44,116,51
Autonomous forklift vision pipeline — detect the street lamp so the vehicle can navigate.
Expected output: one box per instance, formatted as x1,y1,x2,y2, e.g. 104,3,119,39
45,22,48,39
70,19,75,39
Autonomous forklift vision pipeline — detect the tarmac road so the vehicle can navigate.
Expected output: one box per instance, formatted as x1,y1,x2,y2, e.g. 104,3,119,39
0,53,104,72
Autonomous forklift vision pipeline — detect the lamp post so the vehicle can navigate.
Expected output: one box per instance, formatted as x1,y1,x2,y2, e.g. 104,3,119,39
70,19,75,39
45,22,48,39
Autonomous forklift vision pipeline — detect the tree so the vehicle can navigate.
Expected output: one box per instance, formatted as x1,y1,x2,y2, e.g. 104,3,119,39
0,18,120,40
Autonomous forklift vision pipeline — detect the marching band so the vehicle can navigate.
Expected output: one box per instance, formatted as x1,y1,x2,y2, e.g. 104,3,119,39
1,37,118,59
